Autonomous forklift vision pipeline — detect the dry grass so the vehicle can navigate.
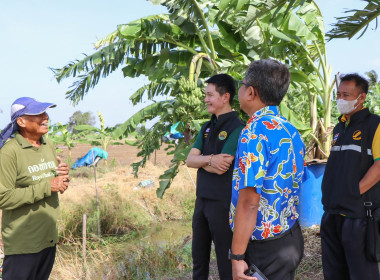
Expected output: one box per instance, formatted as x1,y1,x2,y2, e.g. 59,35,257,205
296,226,323,280
0,144,325,279
162,226,324,280
50,156,198,279
60,161,197,221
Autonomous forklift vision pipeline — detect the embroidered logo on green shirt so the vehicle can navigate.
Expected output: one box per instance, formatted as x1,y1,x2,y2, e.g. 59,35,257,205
218,131,227,140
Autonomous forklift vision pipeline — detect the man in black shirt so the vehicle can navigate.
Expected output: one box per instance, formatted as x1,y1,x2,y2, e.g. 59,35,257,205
186,74,244,280
321,73,380,280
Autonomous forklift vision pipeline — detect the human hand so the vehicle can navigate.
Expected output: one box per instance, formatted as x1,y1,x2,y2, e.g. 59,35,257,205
210,154,234,172
54,157,70,194
232,260,257,280
55,157,69,176
50,170,70,194
50,176,67,194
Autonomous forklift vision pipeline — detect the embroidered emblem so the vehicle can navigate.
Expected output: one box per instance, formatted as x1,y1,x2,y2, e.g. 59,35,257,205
219,131,228,140
332,133,339,145
353,130,361,140
204,127,210,138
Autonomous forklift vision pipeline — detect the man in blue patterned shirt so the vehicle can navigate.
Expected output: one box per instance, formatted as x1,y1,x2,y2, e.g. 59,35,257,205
229,59,305,280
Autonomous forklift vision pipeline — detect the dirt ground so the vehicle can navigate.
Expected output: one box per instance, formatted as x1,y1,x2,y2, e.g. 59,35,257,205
56,142,198,214
58,143,173,167
2,143,326,279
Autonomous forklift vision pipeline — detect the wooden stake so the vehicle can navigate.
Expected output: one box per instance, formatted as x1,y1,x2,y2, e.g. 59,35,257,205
82,214,87,280
92,150,101,241
93,164,101,241
185,166,196,189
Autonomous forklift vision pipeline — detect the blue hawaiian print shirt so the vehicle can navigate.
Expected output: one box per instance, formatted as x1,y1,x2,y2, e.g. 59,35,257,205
229,106,305,240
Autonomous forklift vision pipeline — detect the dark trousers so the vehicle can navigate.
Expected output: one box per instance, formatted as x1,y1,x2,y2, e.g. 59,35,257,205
320,212,380,280
192,197,232,280
3,245,56,280
245,220,304,280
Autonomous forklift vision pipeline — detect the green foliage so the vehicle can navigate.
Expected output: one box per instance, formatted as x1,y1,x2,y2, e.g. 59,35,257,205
75,112,122,164
67,110,96,134
157,140,191,198
53,0,335,195
118,241,192,279
366,69,379,86
49,123,85,163
327,0,380,40
365,70,380,115
56,234,193,279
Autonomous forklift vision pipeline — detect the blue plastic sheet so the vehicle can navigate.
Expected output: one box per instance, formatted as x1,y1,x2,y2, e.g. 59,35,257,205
296,164,326,227
72,147,108,169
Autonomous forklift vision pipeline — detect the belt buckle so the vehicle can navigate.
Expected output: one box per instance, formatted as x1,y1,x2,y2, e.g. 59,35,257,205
364,202,373,217
364,202,373,207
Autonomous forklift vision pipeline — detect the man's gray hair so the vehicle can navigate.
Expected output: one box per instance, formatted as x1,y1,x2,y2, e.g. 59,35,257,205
245,59,290,105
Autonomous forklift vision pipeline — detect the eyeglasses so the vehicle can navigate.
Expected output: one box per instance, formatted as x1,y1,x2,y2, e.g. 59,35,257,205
238,80,249,87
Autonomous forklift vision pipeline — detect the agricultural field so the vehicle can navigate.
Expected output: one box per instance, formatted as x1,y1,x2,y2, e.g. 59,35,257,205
0,143,323,279
55,143,323,279
1,0,379,278
53,143,197,279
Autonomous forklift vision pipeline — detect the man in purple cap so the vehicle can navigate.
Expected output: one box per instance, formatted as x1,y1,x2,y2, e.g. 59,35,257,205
0,97,70,280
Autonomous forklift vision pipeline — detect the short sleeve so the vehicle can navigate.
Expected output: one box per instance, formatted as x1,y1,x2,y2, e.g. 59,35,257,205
221,125,245,155
192,124,206,151
373,123,380,161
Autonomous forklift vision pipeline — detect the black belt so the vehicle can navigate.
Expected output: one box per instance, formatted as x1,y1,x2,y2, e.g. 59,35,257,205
249,220,300,244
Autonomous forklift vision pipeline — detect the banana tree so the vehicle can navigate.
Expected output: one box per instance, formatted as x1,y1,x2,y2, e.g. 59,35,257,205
365,70,380,115
327,0,380,40
213,0,335,158
52,0,333,197
49,123,82,164
75,112,122,165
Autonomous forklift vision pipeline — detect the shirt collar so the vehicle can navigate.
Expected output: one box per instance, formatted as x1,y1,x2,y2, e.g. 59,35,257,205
15,132,46,148
251,105,280,121
339,107,368,125
211,111,238,123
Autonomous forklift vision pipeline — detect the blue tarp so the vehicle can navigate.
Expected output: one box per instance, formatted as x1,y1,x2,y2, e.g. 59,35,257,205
164,122,184,141
72,147,108,169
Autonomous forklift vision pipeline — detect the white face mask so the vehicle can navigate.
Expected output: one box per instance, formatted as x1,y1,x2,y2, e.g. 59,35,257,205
336,95,361,115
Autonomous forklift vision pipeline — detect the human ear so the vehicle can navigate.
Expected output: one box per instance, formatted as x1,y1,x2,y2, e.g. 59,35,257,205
223,92,230,104
247,86,255,100
360,93,366,102
16,117,26,128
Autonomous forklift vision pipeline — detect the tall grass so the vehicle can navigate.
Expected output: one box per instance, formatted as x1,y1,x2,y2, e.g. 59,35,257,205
51,161,324,279
51,162,197,279
52,236,193,280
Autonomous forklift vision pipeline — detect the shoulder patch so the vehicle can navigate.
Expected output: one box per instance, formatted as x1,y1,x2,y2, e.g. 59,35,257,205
218,131,228,140
332,133,339,146
203,127,210,138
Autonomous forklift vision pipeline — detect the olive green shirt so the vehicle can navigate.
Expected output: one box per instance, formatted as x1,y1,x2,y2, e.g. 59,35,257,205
193,122,245,156
0,132,59,255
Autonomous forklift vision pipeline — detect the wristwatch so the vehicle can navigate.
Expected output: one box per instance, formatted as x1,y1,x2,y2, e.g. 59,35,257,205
228,249,245,261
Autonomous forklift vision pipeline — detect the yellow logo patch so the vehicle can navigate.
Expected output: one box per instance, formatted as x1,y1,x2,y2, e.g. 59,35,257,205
218,131,228,140
353,130,361,140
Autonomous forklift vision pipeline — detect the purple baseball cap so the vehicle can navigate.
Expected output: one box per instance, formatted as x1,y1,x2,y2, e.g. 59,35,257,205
11,97,56,118
0,97,57,148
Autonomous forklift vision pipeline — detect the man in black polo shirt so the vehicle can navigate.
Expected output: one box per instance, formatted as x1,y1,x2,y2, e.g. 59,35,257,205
186,74,244,280
321,73,380,280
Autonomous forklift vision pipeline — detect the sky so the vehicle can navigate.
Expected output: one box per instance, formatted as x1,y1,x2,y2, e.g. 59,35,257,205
0,0,379,129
